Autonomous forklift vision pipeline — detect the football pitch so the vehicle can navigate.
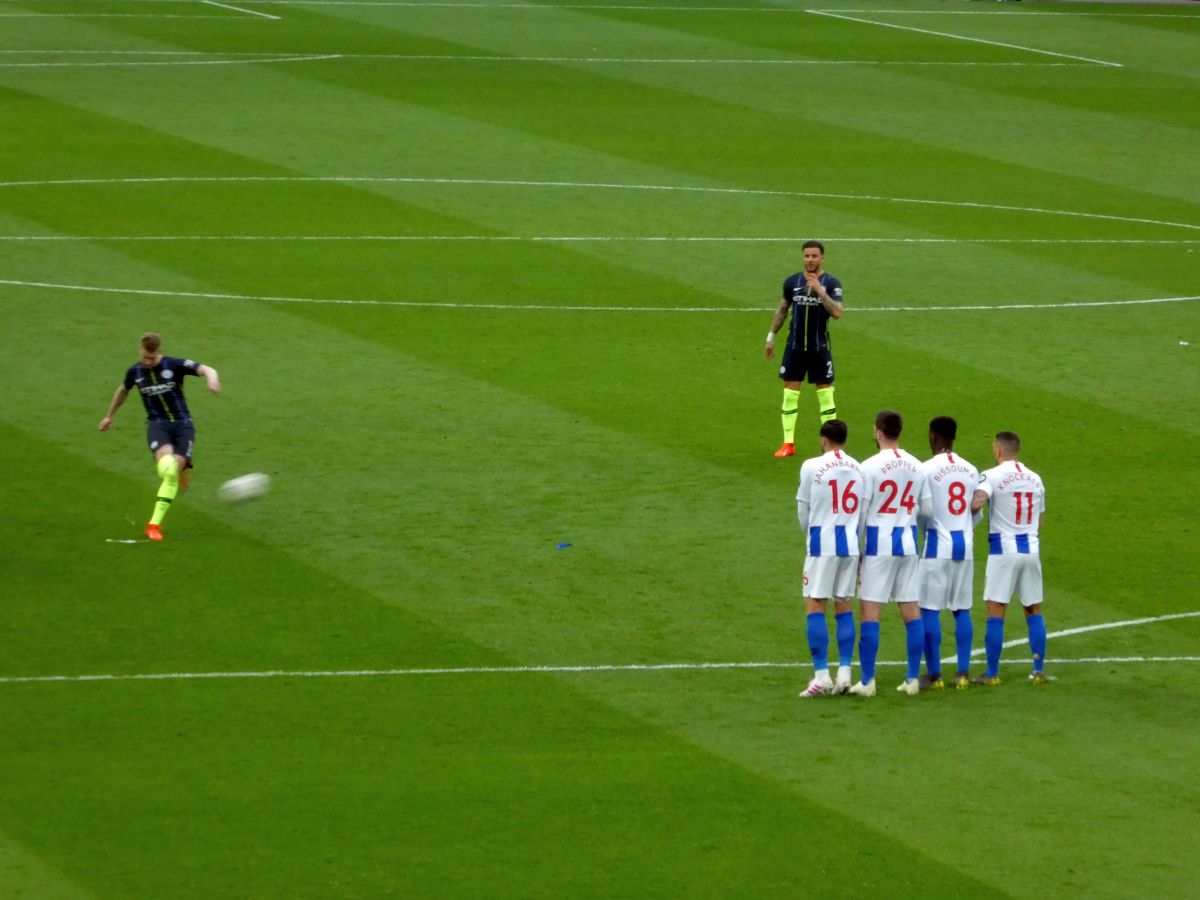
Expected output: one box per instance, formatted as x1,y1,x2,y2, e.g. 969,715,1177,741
1,0,1198,896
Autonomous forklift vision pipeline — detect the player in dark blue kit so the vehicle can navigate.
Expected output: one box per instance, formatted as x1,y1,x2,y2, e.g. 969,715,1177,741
98,332,221,541
765,240,844,458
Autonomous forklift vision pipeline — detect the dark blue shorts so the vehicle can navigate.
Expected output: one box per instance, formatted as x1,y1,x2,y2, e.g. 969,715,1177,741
146,419,196,464
779,346,835,385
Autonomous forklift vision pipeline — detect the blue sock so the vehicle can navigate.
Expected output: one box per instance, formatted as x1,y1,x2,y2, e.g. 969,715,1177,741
859,621,880,684
921,609,942,676
953,610,974,674
905,618,925,680
1027,613,1047,672
806,612,829,673
985,617,1005,678
835,611,855,669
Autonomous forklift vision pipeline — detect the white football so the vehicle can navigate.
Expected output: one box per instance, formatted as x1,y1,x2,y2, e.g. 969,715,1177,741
218,472,271,503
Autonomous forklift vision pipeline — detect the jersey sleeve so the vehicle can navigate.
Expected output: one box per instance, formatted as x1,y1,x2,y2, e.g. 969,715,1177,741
122,365,138,390
179,358,202,377
796,461,814,529
977,471,994,498
825,275,844,303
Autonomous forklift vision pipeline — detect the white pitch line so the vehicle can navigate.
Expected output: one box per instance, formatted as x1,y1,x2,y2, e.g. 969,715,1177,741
807,9,1123,68
809,9,1200,20
0,175,1194,233
202,0,281,18
219,2,808,9
1,234,1197,245
1,277,1196,315
974,610,1200,656
0,50,1098,67
1,612,1196,686
0,54,340,68
0,12,246,16
4,659,1200,686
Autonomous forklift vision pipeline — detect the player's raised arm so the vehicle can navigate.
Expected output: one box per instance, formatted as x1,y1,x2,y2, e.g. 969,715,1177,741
98,384,128,431
197,364,222,394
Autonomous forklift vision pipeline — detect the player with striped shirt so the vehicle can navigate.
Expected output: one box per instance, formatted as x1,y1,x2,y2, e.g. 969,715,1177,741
795,420,864,698
765,240,844,458
98,332,221,541
850,410,927,697
971,431,1048,686
916,417,982,691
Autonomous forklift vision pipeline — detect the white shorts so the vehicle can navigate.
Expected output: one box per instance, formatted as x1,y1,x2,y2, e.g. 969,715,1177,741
803,555,858,600
918,557,974,612
983,554,1043,607
859,555,920,604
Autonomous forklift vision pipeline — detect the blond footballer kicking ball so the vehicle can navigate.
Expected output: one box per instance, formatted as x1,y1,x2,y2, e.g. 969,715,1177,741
218,472,271,503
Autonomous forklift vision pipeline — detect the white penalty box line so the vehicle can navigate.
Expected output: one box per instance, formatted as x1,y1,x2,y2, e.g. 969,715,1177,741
2,612,1197,685
806,10,1122,68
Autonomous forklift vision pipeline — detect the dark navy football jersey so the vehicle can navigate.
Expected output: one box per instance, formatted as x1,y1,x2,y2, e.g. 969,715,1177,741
123,356,202,422
782,272,843,352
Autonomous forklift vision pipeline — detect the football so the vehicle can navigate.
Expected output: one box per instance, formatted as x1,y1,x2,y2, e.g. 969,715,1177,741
218,472,271,503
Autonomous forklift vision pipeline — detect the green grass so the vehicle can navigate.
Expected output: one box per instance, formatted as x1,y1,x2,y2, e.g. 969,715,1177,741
1,1,1198,897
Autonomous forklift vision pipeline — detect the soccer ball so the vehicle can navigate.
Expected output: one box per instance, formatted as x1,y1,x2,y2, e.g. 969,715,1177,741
218,472,271,503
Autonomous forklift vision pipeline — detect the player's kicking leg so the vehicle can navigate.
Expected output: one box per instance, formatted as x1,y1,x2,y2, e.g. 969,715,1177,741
145,447,181,541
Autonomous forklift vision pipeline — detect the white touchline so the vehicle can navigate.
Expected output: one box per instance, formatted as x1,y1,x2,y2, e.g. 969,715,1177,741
1,235,1197,244
0,612,1196,686
807,10,1123,68
0,175,1194,233
1,277,1197,314
202,0,281,18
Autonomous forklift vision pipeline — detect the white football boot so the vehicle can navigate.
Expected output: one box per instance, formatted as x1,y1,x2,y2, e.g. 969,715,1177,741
896,678,920,696
848,679,876,697
799,671,835,698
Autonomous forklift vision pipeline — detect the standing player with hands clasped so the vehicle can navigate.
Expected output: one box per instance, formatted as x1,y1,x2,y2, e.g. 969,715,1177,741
98,332,221,541
971,432,1049,685
765,240,843,458
795,420,864,698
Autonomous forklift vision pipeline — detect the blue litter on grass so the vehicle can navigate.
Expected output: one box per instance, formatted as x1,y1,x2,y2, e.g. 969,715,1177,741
556,543,573,550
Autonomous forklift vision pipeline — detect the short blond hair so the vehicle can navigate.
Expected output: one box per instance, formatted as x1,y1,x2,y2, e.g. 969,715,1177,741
140,332,162,353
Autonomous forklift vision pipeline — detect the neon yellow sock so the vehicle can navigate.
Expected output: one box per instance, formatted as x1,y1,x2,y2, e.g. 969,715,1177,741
150,456,179,526
781,388,801,443
816,386,836,424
